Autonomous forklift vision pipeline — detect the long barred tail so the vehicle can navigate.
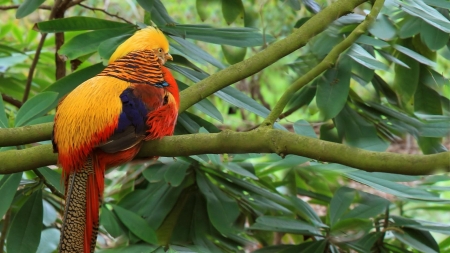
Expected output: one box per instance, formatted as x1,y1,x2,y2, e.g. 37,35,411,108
59,156,102,253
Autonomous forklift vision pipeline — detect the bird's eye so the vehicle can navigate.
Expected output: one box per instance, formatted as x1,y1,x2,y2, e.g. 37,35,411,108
158,48,163,53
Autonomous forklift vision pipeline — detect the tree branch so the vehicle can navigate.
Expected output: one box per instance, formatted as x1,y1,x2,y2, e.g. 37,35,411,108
22,33,48,102
77,3,132,24
0,5,52,10
1,94,22,108
263,0,385,125
0,129,448,175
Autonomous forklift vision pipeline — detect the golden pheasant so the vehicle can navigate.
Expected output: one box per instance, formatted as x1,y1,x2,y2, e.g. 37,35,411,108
52,26,179,253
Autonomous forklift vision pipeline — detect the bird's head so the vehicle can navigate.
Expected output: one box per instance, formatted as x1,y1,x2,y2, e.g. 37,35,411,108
109,26,172,64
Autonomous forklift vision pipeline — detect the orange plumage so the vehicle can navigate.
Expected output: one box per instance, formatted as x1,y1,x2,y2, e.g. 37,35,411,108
52,27,179,253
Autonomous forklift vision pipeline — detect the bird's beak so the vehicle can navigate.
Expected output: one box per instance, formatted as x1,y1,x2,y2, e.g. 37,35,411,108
166,53,173,61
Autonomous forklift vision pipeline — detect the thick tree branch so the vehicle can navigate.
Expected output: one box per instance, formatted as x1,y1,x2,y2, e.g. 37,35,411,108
263,0,385,125
0,129,448,175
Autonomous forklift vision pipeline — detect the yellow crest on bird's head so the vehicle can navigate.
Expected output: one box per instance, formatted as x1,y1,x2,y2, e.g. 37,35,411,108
109,26,170,63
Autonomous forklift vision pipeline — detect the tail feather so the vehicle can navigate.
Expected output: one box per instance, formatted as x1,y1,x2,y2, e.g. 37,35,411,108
60,156,103,253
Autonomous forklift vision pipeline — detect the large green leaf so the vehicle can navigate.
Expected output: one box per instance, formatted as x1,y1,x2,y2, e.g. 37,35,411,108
329,187,355,226
335,105,389,151
316,56,351,120
44,62,105,100
250,216,321,235
16,0,45,19
348,44,389,70
59,27,136,60
164,161,189,187
393,228,439,253
197,172,240,235
221,0,244,25
112,204,157,244
100,205,123,238
420,21,450,50
15,91,58,127
7,190,43,253
0,172,22,219
37,17,135,32
392,216,450,235
293,119,317,138
394,44,437,68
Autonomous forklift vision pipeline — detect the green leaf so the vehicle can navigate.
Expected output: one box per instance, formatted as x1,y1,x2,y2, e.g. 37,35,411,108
161,25,273,47
44,62,105,101
15,0,45,19
250,216,320,235
423,0,450,9
368,14,396,40
222,45,247,65
392,216,450,235
356,35,389,48
15,91,58,127
37,167,63,194
100,205,123,238
394,44,437,68
7,190,43,253
330,218,372,236
223,162,258,179
393,228,439,253
59,27,136,60
347,232,382,253
164,161,189,187
344,170,445,202
290,197,324,226
399,16,422,39
329,187,355,226
0,172,22,219
98,33,134,60
196,0,211,21
221,0,244,25
348,44,389,70
342,193,389,219
0,95,8,128
420,21,449,50
25,115,55,126
293,120,317,138
170,35,225,69
197,172,240,235
316,56,351,120
335,105,389,151
286,0,301,10
98,244,157,253
37,17,135,32
112,204,157,244
36,228,60,253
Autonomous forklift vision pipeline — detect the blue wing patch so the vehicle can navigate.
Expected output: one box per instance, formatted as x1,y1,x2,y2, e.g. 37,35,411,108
116,88,148,134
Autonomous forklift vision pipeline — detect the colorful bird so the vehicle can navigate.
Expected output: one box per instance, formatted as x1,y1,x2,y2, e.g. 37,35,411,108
52,26,179,253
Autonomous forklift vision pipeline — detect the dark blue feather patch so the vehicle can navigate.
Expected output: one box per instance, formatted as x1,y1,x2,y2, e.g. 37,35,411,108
116,88,148,135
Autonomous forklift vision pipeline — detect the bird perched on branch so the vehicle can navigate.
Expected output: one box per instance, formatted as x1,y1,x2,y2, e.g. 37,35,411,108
52,26,180,253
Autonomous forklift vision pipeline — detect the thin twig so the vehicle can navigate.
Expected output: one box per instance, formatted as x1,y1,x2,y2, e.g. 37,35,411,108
22,34,47,103
77,3,133,24
1,94,22,108
0,5,52,10
22,0,63,102
34,168,65,199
